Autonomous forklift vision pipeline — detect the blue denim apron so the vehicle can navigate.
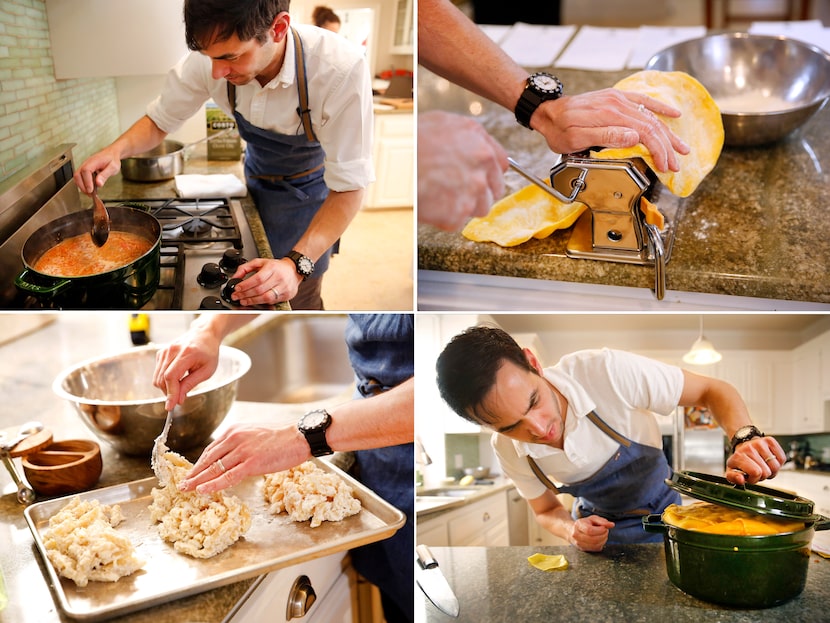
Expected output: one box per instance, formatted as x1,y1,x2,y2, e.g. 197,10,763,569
227,28,335,273
528,411,680,544
345,314,414,622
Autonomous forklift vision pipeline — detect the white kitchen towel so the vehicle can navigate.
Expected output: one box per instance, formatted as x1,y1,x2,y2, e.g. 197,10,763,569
627,26,707,69
555,26,639,71
500,23,576,67
174,174,247,198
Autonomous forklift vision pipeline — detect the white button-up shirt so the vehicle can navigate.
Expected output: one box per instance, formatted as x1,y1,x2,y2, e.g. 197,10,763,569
493,348,684,501
146,24,375,192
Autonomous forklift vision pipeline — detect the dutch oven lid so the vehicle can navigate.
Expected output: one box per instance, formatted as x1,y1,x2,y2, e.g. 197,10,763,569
666,471,822,522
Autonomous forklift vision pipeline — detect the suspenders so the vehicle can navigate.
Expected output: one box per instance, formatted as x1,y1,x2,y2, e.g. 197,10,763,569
225,27,318,143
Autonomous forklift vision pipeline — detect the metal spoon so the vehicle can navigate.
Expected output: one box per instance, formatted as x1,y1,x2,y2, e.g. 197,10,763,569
151,410,174,487
0,421,44,505
90,171,110,247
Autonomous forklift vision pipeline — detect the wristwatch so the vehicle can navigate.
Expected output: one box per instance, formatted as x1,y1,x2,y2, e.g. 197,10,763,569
515,72,564,129
729,425,764,454
287,250,314,280
298,408,333,457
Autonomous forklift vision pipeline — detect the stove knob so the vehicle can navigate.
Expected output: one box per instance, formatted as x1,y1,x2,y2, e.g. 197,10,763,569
219,249,247,273
199,296,228,310
197,263,228,288
221,278,243,306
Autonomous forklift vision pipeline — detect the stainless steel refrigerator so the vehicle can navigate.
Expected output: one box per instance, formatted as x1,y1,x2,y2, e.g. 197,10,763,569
671,406,727,474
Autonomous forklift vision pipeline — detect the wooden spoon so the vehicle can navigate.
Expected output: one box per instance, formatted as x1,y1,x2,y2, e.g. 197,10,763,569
90,171,110,247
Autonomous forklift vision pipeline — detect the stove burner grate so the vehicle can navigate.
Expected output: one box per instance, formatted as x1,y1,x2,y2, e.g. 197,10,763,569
107,198,243,248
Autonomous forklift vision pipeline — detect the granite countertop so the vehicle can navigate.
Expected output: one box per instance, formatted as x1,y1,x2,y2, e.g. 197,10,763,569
96,144,289,311
417,545,830,622
417,67,830,307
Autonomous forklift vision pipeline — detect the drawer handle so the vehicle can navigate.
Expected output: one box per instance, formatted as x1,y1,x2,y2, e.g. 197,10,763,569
483,512,490,522
287,575,317,620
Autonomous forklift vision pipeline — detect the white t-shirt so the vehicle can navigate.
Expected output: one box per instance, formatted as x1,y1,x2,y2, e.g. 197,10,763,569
146,24,375,192
492,348,684,501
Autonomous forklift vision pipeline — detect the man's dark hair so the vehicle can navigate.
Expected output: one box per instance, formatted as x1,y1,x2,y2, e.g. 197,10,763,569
184,0,291,51
435,325,538,426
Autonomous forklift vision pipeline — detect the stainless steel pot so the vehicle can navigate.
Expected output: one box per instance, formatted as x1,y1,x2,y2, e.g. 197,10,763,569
120,129,234,182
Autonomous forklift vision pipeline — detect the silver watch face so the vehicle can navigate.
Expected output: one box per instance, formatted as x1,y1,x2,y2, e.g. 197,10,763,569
532,74,561,95
298,256,314,274
302,410,328,428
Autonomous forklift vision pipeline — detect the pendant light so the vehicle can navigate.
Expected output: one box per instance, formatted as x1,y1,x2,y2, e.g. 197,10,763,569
682,316,722,365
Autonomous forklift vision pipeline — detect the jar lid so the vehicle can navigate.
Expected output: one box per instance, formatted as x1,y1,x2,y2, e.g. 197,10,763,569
666,471,821,521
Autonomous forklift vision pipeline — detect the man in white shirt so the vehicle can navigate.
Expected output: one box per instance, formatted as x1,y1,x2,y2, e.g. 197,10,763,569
435,326,786,551
73,0,374,310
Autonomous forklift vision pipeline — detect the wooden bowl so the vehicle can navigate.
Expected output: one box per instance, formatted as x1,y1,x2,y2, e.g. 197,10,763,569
22,439,102,496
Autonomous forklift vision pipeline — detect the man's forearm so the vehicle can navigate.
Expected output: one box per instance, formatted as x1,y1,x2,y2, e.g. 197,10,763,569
294,188,363,261
418,0,526,112
327,377,415,451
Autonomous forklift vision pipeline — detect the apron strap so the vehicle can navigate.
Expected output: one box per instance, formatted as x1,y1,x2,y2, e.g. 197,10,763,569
227,79,236,115
527,456,560,494
291,27,317,143
525,410,630,494
225,27,317,143
585,411,631,448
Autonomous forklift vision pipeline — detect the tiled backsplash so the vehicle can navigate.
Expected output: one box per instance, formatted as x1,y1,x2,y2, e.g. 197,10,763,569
0,0,119,181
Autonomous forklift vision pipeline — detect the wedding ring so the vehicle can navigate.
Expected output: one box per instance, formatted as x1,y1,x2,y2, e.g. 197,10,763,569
216,458,227,473
272,287,280,301
637,103,646,113
764,455,775,463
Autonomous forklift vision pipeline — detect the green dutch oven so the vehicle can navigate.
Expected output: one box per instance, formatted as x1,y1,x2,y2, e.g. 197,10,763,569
643,471,830,608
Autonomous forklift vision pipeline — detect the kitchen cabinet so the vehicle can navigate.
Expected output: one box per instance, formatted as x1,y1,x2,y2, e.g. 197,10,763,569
45,0,188,79
225,552,351,623
767,471,830,517
417,515,450,547
390,0,414,54
448,492,509,546
819,332,830,400
365,113,414,209
417,490,509,547
774,342,825,435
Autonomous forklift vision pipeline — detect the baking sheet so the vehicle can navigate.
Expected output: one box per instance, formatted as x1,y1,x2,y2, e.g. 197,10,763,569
23,458,405,621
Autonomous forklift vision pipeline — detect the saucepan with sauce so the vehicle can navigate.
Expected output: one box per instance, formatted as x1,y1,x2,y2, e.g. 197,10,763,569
14,207,161,308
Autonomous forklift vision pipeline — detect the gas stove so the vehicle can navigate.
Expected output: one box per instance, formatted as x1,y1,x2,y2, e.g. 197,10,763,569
101,196,260,310
0,144,266,310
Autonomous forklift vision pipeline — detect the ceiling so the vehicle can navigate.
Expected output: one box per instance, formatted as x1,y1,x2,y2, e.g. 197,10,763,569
487,314,830,352
491,314,829,334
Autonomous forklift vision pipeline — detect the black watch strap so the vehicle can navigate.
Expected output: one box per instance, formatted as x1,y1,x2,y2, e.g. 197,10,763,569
298,409,333,457
515,72,563,129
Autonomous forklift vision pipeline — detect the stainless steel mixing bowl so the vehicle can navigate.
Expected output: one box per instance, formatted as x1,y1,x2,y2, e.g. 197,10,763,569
53,345,251,456
646,33,830,146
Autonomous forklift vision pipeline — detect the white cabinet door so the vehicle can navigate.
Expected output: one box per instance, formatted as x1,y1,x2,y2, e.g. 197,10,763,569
417,516,450,547
365,114,413,209
46,0,188,78
447,494,508,546
791,345,823,434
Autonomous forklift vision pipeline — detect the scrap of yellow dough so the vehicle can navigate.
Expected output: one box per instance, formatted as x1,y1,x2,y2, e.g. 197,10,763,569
592,70,724,198
639,196,665,229
528,553,569,571
462,183,586,247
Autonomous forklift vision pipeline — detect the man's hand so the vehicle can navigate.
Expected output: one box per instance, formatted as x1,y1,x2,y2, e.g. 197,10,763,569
726,435,787,485
568,515,615,552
